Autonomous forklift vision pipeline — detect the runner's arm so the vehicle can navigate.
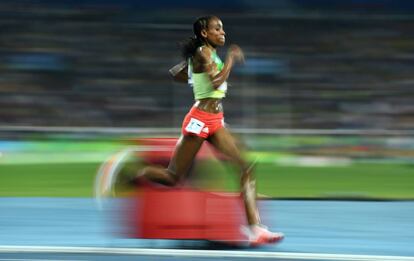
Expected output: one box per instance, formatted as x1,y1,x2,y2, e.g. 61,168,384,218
169,61,188,83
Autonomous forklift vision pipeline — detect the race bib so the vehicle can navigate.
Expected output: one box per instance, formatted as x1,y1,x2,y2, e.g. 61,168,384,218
185,118,205,134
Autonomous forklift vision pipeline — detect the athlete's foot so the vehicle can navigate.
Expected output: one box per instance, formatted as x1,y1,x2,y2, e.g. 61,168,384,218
248,224,284,246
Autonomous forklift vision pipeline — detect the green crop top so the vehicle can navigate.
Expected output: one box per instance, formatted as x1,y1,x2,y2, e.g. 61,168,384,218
188,49,227,100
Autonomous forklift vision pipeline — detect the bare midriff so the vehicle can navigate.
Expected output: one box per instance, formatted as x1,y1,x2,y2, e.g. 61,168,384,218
194,98,223,114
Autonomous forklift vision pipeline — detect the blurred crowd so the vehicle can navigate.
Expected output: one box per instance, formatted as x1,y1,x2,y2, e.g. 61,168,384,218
1,0,414,130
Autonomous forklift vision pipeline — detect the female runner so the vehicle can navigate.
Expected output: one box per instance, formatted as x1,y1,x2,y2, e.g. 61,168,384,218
137,15,283,245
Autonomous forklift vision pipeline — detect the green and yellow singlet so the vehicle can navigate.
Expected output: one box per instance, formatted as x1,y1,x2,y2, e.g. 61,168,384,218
188,50,227,100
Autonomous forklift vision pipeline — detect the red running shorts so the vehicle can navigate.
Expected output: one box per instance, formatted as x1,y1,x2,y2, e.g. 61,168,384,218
182,106,224,139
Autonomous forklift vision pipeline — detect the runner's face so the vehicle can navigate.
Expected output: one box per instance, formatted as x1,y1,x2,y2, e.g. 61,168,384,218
204,18,225,47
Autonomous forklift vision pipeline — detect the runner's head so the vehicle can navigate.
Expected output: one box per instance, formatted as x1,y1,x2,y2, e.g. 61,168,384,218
181,15,225,58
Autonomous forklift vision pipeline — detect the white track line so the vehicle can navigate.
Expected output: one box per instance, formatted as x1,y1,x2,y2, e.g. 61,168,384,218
0,246,413,261
0,259,81,261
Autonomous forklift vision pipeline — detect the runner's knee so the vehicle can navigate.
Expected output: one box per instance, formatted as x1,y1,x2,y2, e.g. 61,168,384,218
240,160,256,183
140,166,180,186
166,168,180,186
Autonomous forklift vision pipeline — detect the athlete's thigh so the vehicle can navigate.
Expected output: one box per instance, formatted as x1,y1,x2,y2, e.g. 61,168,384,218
208,127,246,166
168,134,205,178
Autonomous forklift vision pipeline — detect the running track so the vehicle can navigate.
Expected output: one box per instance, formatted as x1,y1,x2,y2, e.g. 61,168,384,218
0,198,413,260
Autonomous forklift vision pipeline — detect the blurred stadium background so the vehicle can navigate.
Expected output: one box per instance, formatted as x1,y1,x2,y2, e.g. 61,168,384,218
0,0,413,199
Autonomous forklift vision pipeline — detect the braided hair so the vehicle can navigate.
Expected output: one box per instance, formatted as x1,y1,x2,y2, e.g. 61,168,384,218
181,15,216,59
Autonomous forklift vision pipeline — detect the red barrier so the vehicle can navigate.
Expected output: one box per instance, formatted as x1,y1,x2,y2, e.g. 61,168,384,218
122,138,246,244
134,138,227,167
126,186,249,244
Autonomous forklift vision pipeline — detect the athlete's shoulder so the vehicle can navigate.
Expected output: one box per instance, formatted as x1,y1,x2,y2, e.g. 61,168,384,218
194,46,212,62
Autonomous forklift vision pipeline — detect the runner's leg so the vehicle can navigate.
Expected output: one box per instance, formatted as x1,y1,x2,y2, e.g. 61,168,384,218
208,127,260,225
139,135,205,186
209,127,284,244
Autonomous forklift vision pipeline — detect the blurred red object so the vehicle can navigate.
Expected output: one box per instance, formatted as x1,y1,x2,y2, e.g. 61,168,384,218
126,186,249,244
134,138,228,166
123,137,246,244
